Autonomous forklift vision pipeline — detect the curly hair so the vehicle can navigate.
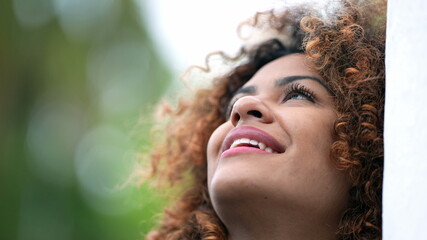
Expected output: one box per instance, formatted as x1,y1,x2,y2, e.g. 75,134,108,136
144,0,386,239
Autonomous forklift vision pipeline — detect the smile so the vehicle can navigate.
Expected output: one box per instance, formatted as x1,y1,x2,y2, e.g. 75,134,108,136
229,138,276,153
221,126,285,158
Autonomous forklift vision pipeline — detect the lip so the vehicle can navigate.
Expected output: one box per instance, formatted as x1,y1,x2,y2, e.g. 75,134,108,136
221,126,285,158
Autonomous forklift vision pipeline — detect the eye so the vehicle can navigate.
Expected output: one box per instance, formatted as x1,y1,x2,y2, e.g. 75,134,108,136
282,83,316,103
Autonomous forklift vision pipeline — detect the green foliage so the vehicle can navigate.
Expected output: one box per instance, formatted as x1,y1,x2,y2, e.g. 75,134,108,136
0,0,171,239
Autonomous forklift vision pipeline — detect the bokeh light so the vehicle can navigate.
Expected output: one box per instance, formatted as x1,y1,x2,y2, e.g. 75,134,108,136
74,124,133,216
26,97,86,187
53,0,120,41
13,0,54,29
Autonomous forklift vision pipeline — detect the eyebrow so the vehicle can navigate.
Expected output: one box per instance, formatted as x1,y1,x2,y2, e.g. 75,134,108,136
233,85,256,96
275,75,330,91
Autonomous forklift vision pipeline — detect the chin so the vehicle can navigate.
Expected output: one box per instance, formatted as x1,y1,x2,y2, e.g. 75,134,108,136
209,165,278,207
210,169,254,204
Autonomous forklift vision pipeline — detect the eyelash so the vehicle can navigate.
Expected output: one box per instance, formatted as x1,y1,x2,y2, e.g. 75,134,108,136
282,83,316,103
225,83,316,118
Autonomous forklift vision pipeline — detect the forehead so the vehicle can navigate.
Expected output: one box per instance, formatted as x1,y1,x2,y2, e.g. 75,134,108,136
244,54,320,87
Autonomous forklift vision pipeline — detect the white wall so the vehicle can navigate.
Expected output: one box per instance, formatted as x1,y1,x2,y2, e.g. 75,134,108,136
383,0,427,239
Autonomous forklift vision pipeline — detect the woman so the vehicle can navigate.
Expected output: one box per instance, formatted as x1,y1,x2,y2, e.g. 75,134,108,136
144,0,386,239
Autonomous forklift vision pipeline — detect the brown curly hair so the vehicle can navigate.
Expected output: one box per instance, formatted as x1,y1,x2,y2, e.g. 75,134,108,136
143,0,386,239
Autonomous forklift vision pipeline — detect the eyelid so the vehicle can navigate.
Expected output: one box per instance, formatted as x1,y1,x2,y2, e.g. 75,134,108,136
281,82,316,103
225,82,318,118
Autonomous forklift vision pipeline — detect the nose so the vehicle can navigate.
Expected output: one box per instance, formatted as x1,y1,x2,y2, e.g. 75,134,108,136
230,96,274,126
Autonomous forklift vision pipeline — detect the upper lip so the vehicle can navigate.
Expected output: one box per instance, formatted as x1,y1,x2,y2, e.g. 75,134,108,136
221,126,285,153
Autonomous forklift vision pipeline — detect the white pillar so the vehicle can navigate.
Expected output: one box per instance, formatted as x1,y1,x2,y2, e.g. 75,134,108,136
383,0,427,239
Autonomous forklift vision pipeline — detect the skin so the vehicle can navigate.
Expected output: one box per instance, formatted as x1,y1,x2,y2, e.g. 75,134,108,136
207,54,351,240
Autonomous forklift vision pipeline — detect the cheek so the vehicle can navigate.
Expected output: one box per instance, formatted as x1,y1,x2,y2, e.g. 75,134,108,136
206,122,231,182
292,110,335,148
285,111,349,210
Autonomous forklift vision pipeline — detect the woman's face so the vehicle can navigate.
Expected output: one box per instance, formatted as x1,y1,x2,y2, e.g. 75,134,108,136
207,54,350,226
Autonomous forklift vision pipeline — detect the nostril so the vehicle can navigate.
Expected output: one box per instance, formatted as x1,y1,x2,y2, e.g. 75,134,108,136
232,113,241,123
248,110,262,118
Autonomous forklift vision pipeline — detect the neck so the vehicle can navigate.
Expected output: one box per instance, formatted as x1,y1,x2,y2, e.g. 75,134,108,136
216,199,342,240
227,218,339,240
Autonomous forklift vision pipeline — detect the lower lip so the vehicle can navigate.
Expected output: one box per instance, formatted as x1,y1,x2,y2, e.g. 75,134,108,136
221,146,271,158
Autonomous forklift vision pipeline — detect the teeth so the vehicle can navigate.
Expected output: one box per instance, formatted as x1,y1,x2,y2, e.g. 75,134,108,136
249,140,258,145
230,139,240,149
229,138,276,153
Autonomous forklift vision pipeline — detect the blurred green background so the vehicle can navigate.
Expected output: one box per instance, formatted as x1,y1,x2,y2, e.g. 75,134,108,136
0,0,172,239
